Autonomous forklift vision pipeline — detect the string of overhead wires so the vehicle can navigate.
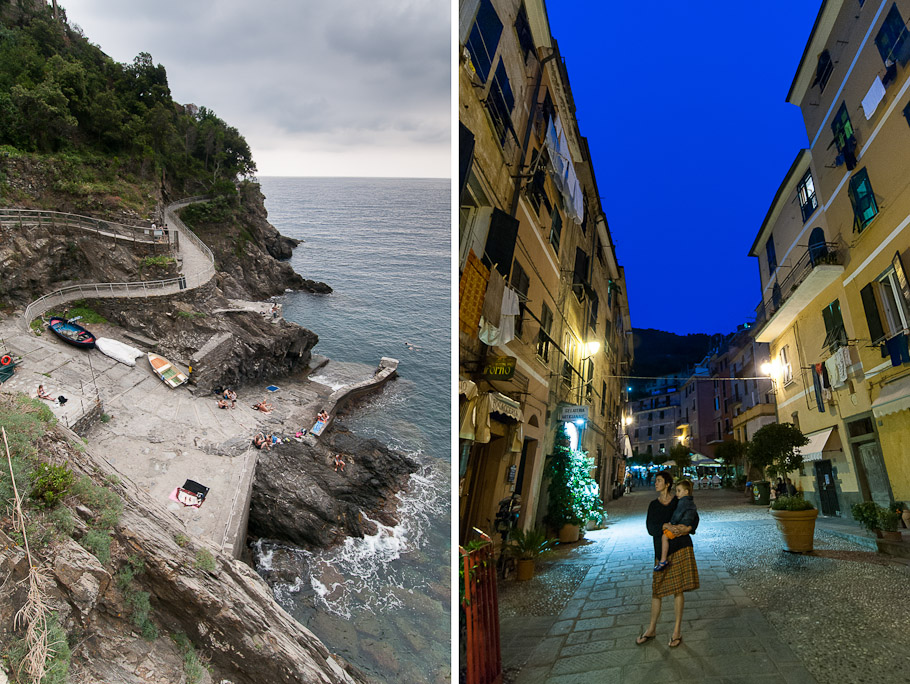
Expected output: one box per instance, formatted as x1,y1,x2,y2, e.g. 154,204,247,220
602,374,772,382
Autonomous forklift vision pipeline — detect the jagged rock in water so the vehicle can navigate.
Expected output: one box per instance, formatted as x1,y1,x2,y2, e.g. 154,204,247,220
249,425,418,549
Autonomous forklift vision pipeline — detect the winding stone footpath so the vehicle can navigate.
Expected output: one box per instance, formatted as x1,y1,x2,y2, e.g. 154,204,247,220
502,489,910,684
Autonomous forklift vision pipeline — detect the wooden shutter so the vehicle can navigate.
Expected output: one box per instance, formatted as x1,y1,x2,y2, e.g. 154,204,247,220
459,122,475,200
483,208,519,278
861,283,886,342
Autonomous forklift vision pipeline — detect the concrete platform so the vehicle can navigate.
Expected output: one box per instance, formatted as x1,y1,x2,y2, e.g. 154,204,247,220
0,313,334,558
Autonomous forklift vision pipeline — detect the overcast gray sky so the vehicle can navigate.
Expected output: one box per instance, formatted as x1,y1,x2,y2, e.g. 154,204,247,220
61,1,451,178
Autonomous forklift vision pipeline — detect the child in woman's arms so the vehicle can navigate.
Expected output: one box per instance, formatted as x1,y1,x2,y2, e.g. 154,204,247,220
654,478,699,572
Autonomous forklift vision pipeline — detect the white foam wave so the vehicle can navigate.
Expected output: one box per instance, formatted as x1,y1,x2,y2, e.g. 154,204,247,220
253,460,448,620
307,373,346,391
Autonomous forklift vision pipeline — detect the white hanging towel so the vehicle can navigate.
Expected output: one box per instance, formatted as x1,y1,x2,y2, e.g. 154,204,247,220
862,76,886,119
824,355,842,388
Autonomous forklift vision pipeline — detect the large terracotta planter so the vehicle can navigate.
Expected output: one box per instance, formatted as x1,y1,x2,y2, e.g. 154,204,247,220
516,559,535,581
558,524,580,543
770,508,818,552
902,509,910,529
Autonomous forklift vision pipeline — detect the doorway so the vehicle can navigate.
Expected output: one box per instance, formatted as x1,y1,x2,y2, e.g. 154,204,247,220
846,415,893,507
814,459,840,516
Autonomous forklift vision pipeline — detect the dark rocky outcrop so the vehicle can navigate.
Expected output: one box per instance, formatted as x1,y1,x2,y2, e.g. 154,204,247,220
185,182,332,300
85,287,319,392
249,425,419,549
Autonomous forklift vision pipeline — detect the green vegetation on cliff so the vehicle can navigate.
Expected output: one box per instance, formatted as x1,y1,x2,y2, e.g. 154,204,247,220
0,4,255,207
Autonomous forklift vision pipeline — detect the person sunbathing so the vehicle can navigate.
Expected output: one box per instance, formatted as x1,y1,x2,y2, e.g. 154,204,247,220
252,433,271,451
217,398,230,409
254,401,273,413
36,385,53,401
317,410,329,422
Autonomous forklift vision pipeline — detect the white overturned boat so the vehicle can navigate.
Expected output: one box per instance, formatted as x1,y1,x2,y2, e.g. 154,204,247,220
95,337,143,367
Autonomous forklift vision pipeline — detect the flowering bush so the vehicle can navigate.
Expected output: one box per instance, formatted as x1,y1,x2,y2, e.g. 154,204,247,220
545,425,601,528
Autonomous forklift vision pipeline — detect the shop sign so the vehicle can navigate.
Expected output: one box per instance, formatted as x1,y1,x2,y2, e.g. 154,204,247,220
558,405,589,422
482,355,516,380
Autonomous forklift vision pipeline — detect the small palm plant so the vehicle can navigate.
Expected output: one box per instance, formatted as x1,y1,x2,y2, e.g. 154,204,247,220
507,527,557,560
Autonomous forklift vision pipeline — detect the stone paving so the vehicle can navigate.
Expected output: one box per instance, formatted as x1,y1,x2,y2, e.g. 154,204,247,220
503,488,910,684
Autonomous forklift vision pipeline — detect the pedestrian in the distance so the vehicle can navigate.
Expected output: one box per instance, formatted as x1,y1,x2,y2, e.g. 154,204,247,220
636,469,699,649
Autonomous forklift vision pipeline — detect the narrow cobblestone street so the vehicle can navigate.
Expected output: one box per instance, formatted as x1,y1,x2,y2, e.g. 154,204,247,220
499,488,910,684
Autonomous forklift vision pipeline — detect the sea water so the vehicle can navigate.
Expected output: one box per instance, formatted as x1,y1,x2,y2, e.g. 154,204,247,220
253,177,450,683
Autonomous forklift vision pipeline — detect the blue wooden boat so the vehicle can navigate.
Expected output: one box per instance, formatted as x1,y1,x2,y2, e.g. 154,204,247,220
48,316,96,349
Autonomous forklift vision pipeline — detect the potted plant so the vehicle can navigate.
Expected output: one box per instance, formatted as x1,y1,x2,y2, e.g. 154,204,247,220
506,527,556,581
545,426,601,543
747,423,809,507
890,501,910,529
878,506,902,541
851,501,888,537
770,495,818,552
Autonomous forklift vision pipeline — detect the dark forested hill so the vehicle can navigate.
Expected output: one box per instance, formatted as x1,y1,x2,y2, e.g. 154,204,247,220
629,328,724,395
0,3,254,214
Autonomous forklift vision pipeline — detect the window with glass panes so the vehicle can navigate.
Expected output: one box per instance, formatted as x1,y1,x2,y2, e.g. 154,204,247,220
875,3,910,66
465,0,503,83
831,102,855,152
848,168,878,232
780,345,793,384
815,50,834,91
766,235,778,275
549,207,562,253
486,61,514,146
510,259,530,338
797,170,818,222
536,303,553,361
822,299,848,351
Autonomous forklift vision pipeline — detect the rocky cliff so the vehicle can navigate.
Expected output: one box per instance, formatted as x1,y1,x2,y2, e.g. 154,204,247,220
0,424,370,684
249,425,419,550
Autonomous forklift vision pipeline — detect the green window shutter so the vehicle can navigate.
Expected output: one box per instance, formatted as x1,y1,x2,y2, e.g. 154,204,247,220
849,169,878,232
822,304,834,337
860,283,886,342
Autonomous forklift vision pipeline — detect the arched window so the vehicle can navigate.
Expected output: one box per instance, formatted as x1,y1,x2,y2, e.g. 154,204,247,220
808,227,828,265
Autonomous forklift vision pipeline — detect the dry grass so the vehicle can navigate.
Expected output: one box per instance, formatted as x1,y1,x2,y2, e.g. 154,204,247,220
3,426,54,684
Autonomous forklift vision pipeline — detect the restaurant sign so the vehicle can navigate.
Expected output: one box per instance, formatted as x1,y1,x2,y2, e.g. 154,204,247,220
482,355,516,380
558,405,589,422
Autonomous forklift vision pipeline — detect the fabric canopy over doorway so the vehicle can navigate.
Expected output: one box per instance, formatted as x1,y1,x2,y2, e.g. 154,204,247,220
871,375,910,417
797,427,839,462
459,389,522,451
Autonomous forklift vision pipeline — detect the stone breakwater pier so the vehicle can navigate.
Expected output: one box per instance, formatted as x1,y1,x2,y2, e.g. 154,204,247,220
0,308,399,558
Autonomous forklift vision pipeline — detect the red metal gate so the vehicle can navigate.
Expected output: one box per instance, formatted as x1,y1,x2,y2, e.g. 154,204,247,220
461,543,502,684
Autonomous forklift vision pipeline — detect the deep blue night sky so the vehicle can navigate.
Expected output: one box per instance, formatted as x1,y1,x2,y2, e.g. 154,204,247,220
546,2,824,335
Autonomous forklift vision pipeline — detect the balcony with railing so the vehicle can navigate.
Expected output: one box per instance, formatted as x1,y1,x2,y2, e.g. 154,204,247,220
754,240,844,343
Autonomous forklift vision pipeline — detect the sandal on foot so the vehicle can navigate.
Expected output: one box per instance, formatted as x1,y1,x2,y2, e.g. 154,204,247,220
668,636,683,648
653,560,670,572
635,633,655,645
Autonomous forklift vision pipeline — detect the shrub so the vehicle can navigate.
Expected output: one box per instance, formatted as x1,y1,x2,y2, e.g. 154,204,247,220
141,255,175,269
100,413,111,423
7,612,70,684
48,506,75,536
174,533,190,547
71,475,122,529
851,501,881,533
770,495,815,511
172,632,205,684
878,507,901,532
30,462,74,507
194,548,215,572
81,529,111,565
126,590,158,640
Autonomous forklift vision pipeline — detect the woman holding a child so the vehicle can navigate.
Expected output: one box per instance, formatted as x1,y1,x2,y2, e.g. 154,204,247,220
635,470,700,649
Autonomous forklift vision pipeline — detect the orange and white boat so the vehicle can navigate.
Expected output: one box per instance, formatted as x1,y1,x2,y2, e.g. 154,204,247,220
147,352,188,389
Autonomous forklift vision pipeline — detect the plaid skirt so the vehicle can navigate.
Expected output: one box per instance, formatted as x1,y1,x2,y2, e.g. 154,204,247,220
652,545,699,598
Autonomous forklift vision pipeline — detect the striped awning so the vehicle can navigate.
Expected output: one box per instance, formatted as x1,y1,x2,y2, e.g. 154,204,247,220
872,376,910,417
488,391,522,422
797,427,838,462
